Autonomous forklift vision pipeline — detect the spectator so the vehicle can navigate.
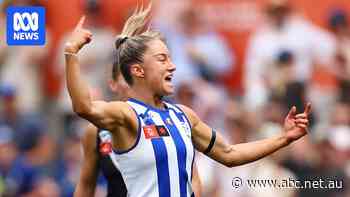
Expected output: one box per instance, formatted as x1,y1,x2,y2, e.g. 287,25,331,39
0,45,49,113
0,84,46,140
156,4,234,85
4,118,56,196
267,51,316,126
244,0,335,111
0,125,18,196
329,10,350,104
0,84,18,127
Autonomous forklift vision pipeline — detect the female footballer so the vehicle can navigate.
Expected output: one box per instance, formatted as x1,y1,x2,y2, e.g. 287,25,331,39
64,4,311,197
74,63,202,196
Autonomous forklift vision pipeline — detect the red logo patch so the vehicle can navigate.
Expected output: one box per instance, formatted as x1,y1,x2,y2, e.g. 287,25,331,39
158,127,166,135
143,125,159,139
100,142,112,155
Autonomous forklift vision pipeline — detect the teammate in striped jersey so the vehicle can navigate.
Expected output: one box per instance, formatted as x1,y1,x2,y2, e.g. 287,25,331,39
64,3,311,197
74,63,202,197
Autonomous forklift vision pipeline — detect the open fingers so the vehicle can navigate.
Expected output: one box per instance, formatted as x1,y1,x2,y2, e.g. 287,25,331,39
295,103,311,118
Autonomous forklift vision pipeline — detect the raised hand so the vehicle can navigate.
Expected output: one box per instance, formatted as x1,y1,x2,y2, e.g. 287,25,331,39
283,103,312,143
64,16,93,54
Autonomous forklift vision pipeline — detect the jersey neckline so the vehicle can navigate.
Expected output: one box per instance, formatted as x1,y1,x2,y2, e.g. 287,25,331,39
127,97,169,113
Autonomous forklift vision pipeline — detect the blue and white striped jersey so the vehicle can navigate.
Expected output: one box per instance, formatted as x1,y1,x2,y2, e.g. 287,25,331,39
101,98,195,197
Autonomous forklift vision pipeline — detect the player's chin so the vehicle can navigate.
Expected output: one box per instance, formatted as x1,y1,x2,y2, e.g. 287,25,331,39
162,82,175,95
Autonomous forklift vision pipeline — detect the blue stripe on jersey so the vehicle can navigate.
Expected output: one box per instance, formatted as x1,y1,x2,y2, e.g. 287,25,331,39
159,112,188,197
151,138,171,197
145,111,171,197
170,106,196,182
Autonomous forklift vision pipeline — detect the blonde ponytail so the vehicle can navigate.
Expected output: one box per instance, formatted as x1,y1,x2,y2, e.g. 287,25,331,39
120,3,152,37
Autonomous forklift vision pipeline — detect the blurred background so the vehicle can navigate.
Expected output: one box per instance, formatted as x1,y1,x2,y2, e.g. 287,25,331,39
1,0,350,196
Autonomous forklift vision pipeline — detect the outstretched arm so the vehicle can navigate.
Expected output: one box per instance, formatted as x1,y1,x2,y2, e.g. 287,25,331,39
64,16,129,131
74,124,99,197
179,104,311,167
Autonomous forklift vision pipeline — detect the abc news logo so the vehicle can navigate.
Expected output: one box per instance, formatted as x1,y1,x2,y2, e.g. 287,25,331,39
14,12,39,39
6,6,45,45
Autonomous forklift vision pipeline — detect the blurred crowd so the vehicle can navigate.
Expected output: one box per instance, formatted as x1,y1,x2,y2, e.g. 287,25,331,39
0,0,350,196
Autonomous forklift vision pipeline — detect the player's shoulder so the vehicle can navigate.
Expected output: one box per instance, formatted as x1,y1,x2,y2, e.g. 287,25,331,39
107,100,131,111
175,104,200,126
175,104,196,116
109,101,136,113
105,101,138,123
110,101,140,130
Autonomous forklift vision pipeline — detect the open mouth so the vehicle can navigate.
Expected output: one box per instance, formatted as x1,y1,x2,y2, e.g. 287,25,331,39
164,75,173,82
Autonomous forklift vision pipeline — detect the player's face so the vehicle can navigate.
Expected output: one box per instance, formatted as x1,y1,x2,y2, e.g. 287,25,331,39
141,39,176,96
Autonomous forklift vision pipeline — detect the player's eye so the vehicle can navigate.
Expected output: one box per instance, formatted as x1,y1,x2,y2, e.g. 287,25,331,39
158,56,167,62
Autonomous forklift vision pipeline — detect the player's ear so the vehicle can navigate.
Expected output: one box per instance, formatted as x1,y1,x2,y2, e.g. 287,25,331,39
130,63,144,78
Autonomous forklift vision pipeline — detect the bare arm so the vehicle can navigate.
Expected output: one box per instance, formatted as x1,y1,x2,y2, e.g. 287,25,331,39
64,17,130,130
191,162,202,197
74,124,99,197
178,104,311,167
